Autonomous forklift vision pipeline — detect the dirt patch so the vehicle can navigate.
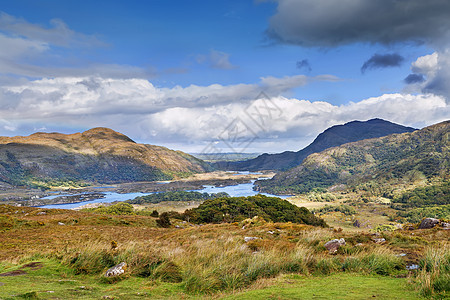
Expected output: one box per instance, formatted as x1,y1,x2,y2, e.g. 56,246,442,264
0,261,43,277
0,282,4,286
0,269,27,276
21,262,43,270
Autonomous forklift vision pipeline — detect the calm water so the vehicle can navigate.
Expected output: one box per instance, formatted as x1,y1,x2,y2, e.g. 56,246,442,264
39,179,288,209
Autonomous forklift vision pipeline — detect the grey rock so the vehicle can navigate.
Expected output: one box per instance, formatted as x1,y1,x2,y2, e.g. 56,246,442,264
58,222,65,226
441,222,450,230
324,238,345,253
244,237,259,242
373,238,386,244
36,211,47,215
105,262,127,277
419,218,440,229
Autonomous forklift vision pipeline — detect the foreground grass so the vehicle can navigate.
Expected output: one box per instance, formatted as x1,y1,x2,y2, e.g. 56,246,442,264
0,204,448,298
225,273,421,300
0,261,422,299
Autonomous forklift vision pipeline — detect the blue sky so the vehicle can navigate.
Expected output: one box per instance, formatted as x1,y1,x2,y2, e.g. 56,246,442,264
0,1,449,153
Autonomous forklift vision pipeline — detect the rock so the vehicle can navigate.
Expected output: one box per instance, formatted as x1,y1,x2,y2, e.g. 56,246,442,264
244,237,259,242
353,220,362,228
324,238,345,253
58,222,65,226
372,238,386,244
441,222,450,230
105,262,127,277
406,264,420,270
418,218,440,229
36,211,47,215
267,230,275,234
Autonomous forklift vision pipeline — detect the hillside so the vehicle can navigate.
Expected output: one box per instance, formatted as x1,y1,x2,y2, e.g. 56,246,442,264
0,127,209,187
215,119,416,171
256,120,449,195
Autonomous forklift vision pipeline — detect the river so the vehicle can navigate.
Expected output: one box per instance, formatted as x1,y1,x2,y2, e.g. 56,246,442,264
39,179,289,209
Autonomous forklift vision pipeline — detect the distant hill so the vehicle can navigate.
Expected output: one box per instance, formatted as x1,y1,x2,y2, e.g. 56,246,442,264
215,119,416,171
0,128,210,188
256,120,449,195
190,152,261,162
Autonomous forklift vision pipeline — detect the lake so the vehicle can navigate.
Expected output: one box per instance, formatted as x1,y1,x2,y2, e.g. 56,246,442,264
39,179,289,209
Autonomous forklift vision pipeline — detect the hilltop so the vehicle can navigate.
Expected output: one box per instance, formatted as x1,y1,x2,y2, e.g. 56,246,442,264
0,128,209,188
215,119,416,171
256,120,449,195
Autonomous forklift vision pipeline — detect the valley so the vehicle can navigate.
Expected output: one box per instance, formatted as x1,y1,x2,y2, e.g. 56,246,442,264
0,120,448,299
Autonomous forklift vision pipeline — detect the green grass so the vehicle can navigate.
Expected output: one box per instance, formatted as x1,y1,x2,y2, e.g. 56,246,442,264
0,258,190,299
224,273,422,300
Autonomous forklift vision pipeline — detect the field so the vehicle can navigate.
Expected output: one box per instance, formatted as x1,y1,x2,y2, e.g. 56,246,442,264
0,204,448,299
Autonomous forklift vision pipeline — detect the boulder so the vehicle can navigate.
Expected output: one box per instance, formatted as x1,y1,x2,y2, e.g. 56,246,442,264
418,218,440,229
105,262,127,277
324,238,345,253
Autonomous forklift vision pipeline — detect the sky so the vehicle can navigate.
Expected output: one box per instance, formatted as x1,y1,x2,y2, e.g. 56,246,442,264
0,0,449,154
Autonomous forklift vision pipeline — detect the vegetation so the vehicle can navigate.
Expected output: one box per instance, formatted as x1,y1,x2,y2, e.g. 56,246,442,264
0,127,210,188
0,204,448,298
184,195,327,226
392,181,450,208
314,204,357,216
257,121,449,195
128,191,230,205
395,205,450,223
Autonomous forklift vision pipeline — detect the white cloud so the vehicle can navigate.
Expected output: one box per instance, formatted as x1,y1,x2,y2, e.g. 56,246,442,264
405,51,450,104
0,75,446,152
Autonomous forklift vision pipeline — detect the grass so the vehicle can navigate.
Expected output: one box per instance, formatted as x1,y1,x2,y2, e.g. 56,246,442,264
0,204,449,298
224,273,421,299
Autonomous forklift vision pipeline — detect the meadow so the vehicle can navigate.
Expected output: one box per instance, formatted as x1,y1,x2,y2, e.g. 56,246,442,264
0,204,448,299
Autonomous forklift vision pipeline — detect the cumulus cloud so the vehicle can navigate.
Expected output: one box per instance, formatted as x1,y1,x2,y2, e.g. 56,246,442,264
361,53,404,74
196,49,237,70
0,75,447,152
296,59,311,72
267,0,450,47
405,51,450,103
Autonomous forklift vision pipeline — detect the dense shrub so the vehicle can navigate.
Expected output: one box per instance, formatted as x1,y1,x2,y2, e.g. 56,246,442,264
184,195,327,227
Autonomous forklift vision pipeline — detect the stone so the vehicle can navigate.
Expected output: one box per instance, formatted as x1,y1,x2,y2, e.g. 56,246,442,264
58,222,65,226
105,262,127,277
353,220,362,228
372,238,386,244
418,218,440,229
441,222,450,230
324,238,345,253
36,211,47,215
244,237,259,242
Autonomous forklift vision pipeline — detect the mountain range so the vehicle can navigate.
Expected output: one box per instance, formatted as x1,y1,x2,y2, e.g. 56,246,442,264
214,119,416,171
256,120,449,195
0,127,209,188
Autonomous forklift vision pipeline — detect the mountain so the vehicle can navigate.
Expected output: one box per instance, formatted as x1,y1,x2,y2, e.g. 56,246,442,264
0,127,210,187
256,120,449,195
215,119,416,171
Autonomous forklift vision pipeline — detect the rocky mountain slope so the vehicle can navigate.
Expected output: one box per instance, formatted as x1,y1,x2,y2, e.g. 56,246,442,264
0,127,209,187
216,119,416,171
256,120,449,194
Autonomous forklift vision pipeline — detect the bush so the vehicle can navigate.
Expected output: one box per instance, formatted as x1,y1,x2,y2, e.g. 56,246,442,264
156,212,171,228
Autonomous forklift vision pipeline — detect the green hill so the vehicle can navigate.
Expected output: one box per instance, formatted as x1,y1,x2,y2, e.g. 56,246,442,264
215,119,416,171
0,128,210,188
256,120,449,195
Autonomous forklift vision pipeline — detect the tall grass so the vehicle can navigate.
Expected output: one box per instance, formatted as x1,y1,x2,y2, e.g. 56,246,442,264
413,244,450,297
